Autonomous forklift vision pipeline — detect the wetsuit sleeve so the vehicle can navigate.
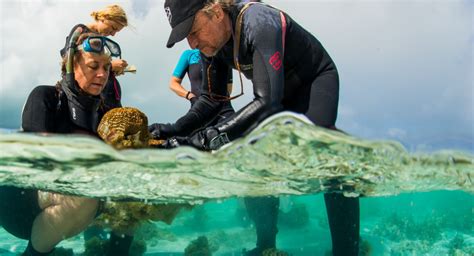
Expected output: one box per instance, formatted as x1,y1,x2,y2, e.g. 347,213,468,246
215,6,285,140
172,50,191,79
22,86,59,132
165,54,225,137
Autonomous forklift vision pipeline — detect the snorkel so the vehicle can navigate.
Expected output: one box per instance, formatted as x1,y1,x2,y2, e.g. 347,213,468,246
65,27,83,84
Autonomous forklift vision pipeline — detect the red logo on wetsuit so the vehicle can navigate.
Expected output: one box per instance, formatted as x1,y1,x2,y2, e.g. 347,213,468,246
269,51,282,71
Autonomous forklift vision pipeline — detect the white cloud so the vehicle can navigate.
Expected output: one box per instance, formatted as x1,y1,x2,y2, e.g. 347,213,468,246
0,0,472,151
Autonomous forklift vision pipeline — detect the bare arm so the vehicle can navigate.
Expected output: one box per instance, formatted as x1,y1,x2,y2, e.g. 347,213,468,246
169,76,196,99
112,59,128,76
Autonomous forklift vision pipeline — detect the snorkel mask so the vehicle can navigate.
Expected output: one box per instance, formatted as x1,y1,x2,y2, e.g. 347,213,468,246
65,28,122,81
79,36,122,58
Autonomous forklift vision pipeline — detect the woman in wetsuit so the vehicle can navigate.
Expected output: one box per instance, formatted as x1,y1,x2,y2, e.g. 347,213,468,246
0,35,120,256
59,6,137,254
60,4,129,109
150,1,360,255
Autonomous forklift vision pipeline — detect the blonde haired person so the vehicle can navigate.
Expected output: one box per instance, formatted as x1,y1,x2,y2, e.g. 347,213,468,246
60,4,129,109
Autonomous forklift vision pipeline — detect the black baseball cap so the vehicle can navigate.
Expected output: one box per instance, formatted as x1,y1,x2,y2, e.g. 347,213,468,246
164,0,207,48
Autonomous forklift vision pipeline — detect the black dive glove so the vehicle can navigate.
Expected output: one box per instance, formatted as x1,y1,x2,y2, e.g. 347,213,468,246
148,123,176,140
187,127,230,151
190,97,198,106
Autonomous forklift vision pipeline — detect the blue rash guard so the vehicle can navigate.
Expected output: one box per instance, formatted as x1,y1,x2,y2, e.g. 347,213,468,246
173,49,203,97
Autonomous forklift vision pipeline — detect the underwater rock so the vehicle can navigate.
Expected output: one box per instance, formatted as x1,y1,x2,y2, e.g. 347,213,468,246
135,221,178,245
261,248,289,256
184,236,213,256
447,233,474,255
373,213,442,243
208,229,255,251
389,240,432,255
83,237,108,256
97,107,163,149
94,201,190,233
83,236,147,256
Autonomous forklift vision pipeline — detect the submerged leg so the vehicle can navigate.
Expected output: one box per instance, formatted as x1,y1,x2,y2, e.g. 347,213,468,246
244,196,280,254
107,232,134,256
30,192,99,253
324,193,360,256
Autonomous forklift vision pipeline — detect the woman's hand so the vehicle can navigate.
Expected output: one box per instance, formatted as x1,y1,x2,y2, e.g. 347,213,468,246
112,59,128,76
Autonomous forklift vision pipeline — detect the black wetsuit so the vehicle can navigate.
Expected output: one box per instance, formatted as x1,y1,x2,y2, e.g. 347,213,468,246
165,3,359,255
0,82,106,240
61,24,122,110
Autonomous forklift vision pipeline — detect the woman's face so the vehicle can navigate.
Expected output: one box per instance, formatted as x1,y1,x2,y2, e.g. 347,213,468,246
74,51,111,96
186,6,231,57
97,19,124,36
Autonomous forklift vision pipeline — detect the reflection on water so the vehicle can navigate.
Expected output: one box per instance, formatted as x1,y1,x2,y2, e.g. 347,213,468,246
0,113,472,254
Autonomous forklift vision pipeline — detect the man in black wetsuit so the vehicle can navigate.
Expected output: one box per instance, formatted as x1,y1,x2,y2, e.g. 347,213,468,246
150,1,360,255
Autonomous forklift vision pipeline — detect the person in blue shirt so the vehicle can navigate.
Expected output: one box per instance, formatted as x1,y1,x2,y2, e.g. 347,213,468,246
156,49,235,137
169,49,203,105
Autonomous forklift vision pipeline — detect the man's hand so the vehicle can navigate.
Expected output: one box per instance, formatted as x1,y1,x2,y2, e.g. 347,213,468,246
190,96,198,106
187,127,229,151
148,123,175,140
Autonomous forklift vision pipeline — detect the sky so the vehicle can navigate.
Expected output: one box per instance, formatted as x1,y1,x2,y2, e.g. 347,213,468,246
0,0,472,152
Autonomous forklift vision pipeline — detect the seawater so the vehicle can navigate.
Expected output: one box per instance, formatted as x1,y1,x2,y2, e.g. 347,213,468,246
0,113,472,255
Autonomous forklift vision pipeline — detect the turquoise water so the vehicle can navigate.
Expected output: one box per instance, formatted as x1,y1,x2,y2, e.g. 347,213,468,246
0,192,472,255
0,113,472,255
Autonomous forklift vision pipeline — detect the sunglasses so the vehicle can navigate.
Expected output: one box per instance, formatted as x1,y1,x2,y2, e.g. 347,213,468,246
79,36,121,58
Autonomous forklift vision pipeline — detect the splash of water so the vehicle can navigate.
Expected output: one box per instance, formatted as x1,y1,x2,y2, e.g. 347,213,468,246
0,112,472,204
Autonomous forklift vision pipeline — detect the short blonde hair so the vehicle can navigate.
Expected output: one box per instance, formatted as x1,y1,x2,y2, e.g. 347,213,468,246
91,4,128,27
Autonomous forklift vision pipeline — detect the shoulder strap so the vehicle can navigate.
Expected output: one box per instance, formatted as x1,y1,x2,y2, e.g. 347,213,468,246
234,2,255,70
234,2,287,66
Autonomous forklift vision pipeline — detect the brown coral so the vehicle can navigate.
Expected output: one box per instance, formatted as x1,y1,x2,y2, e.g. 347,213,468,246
97,107,163,149
95,107,189,232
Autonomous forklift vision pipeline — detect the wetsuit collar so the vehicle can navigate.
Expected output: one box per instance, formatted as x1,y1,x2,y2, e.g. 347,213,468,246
60,76,101,133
